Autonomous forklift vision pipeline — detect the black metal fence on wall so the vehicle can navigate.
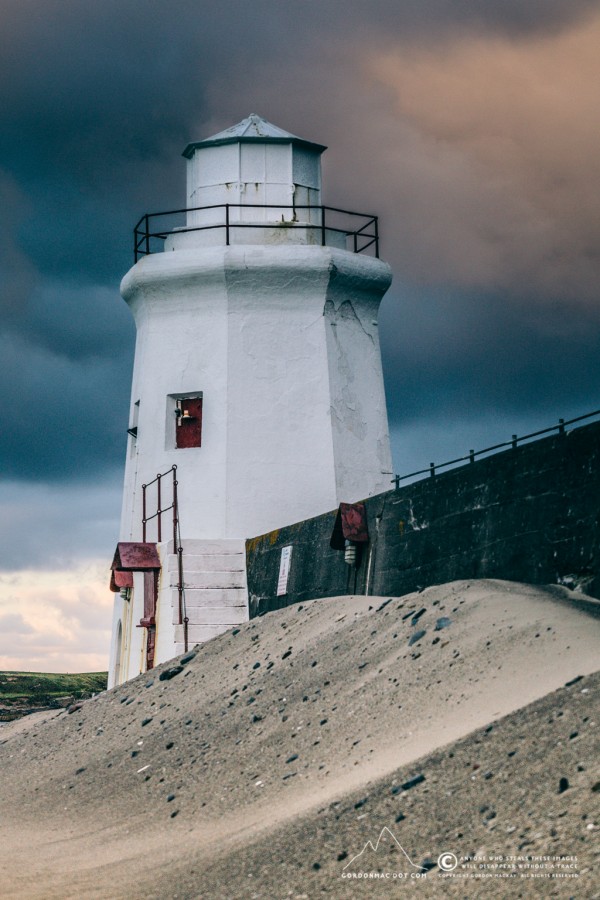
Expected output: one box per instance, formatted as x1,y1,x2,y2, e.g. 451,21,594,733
392,409,600,487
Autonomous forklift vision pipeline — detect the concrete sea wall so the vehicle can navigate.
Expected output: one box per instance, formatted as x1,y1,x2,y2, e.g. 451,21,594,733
245,420,600,615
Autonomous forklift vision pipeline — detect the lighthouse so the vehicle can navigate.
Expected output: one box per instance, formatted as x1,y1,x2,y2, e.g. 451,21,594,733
108,115,393,686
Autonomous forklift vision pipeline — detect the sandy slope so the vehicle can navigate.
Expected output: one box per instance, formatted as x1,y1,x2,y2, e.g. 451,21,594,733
0,580,598,899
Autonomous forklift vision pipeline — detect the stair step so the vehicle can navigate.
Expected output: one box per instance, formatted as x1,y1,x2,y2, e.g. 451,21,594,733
165,570,246,590
164,538,246,555
171,590,247,624
166,553,245,573
169,588,247,609
175,606,248,626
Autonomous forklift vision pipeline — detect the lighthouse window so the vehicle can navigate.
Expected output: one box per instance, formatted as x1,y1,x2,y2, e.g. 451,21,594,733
128,400,140,458
174,396,203,448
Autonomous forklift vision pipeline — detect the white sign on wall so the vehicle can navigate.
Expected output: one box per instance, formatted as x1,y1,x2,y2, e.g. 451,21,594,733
277,545,293,596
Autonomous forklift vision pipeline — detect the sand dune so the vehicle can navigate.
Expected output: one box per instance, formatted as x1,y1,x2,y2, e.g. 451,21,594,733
0,579,598,898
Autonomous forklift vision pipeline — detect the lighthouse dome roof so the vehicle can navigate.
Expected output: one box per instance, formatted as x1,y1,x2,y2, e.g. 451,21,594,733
182,114,326,158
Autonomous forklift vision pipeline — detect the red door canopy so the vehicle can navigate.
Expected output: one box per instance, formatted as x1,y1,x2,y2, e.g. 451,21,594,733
109,542,160,591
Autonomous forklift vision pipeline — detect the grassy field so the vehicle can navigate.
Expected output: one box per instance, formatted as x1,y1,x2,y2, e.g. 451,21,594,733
0,671,108,721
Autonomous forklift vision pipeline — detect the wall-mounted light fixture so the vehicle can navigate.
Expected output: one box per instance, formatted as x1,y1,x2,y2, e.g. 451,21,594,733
175,400,196,423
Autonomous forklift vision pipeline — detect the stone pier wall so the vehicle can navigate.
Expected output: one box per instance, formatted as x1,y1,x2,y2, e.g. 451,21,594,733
246,420,600,616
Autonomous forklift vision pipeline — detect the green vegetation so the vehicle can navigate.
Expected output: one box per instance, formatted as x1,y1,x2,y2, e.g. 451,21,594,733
0,671,107,721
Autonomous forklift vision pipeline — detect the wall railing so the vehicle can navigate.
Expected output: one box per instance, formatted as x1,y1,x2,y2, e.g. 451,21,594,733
133,203,379,261
392,408,600,488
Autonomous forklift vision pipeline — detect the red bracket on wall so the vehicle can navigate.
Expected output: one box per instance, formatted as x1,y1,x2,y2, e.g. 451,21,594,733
330,502,369,550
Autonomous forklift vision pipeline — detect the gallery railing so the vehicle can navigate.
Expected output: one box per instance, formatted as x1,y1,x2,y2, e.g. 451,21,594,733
133,203,379,261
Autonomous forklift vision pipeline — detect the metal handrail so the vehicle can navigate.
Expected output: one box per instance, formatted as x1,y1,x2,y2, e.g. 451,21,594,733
141,465,188,650
392,408,600,488
142,465,179,545
133,203,379,261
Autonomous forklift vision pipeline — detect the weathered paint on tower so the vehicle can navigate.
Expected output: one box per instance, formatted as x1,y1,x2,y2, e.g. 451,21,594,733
108,115,393,686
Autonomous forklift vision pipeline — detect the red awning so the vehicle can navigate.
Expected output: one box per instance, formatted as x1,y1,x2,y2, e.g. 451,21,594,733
109,542,160,592
112,542,161,570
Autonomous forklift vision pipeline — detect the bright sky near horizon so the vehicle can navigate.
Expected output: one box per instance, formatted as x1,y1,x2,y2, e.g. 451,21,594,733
1,0,600,672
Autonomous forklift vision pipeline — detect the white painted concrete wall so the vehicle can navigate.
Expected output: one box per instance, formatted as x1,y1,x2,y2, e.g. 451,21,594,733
119,253,230,542
324,251,394,498
108,571,146,687
107,595,124,689
153,543,177,668
118,244,392,546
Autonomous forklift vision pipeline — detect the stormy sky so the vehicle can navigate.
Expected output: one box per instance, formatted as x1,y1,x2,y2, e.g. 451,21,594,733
1,0,600,671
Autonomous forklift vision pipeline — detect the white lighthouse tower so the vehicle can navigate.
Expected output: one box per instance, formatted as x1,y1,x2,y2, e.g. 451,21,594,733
108,115,393,686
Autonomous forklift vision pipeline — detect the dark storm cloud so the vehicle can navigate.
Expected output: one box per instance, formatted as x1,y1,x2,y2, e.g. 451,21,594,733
0,330,131,480
0,480,122,570
381,286,600,425
5,281,133,363
2,1,597,200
